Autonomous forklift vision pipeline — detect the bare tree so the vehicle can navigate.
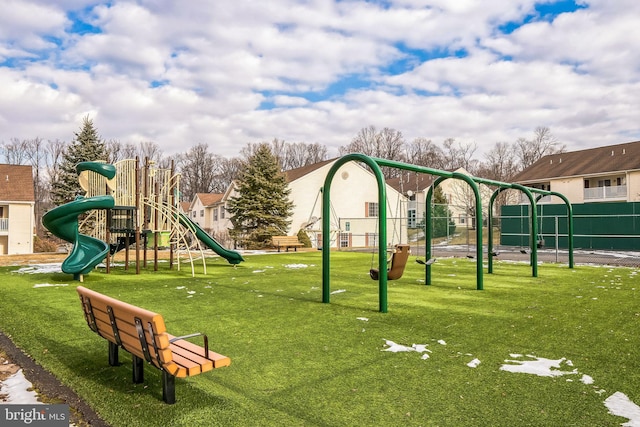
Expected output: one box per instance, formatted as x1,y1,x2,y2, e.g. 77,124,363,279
269,138,288,168
283,142,328,169
303,142,329,165
177,143,223,202
139,141,163,164
45,139,66,187
242,139,329,171
339,125,406,178
213,157,243,193
105,139,123,163
405,137,445,169
480,142,518,182
0,138,62,236
1,138,29,164
515,126,565,170
22,138,49,235
477,141,520,214
441,138,478,172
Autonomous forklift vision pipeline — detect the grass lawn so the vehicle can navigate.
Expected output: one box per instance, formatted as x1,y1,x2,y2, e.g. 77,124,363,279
1,251,639,426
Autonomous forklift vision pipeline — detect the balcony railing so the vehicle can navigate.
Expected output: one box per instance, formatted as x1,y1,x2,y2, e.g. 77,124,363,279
0,218,8,232
584,185,627,201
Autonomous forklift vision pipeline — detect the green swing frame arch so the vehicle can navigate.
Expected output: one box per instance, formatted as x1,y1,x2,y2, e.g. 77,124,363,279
321,154,574,313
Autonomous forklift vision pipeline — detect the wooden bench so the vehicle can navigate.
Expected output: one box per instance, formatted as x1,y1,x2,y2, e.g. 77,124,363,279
76,286,230,404
271,235,304,252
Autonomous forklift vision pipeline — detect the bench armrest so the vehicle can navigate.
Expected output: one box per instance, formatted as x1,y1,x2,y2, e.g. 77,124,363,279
170,333,209,359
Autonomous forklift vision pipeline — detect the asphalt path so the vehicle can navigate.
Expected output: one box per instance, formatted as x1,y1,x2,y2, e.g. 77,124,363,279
353,244,640,268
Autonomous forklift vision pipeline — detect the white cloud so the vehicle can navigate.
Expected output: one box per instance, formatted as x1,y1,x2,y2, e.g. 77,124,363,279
0,0,638,159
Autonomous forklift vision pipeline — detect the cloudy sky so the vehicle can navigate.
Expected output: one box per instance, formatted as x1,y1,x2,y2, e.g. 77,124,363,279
1,0,639,159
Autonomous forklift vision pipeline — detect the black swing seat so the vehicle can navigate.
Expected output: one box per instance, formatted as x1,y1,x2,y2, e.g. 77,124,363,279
370,244,411,281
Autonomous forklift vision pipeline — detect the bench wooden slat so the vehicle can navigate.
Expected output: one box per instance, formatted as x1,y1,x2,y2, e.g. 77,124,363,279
76,286,230,403
169,336,231,369
271,235,304,252
88,308,173,369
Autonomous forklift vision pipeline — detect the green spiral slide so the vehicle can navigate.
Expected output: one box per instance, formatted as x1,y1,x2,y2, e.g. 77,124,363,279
43,162,116,279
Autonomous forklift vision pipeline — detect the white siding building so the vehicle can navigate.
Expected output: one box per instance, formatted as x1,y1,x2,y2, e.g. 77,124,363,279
0,164,35,255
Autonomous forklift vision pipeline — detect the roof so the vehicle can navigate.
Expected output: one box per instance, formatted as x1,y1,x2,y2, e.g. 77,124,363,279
195,193,223,206
0,164,34,202
284,158,336,182
386,167,467,194
513,140,640,183
386,172,436,194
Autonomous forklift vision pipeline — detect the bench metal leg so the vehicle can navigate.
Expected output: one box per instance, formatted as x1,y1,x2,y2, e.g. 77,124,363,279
132,355,144,383
108,342,119,366
162,371,176,404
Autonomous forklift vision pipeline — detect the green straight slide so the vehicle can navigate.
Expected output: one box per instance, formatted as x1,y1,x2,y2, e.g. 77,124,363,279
178,213,244,265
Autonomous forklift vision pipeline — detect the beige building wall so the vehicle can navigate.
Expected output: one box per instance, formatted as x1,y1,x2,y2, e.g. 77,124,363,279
7,203,34,254
288,161,407,248
209,187,236,244
189,197,209,229
548,177,584,204
628,171,640,202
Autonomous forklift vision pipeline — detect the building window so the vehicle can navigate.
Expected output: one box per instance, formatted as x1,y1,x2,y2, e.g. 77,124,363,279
200,209,204,217
345,222,350,232
584,179,590,189
192,211,196,218
221,207,225,219
213,208,218,221
340,233,350,248
459,214,467,224
408,209,417,228
598,179,611,187
366,202,379,217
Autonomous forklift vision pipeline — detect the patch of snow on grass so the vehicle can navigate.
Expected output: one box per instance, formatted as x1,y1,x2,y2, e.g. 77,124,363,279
357,317,369,322
2,369,40,403
438,339,447,345
467,358,481,368
15,264,62,274
382,340,431,356
605,392,640,427
581,374,594,384
500,355,577,377
331,289,346,294
284,264,308,269
33,283,68,288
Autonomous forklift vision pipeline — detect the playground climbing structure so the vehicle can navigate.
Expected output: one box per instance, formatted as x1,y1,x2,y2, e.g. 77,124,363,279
47,157,242,279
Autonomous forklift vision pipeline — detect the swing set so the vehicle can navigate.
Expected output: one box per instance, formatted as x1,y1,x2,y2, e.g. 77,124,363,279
367,192,410,281
321,153,575,313
321,154,484,313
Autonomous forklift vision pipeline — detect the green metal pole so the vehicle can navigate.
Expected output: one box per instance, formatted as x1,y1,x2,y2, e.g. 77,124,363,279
452,172,483,290
513,184,538,277
321,154,389,312
428,174,483,290
487,187,512,274
550,191,574,269
488,189,499,274
425,185,434,285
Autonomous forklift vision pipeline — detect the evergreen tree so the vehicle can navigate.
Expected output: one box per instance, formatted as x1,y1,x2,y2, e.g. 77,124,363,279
227,143,294,249
431,186,456,238
50,116,108,205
